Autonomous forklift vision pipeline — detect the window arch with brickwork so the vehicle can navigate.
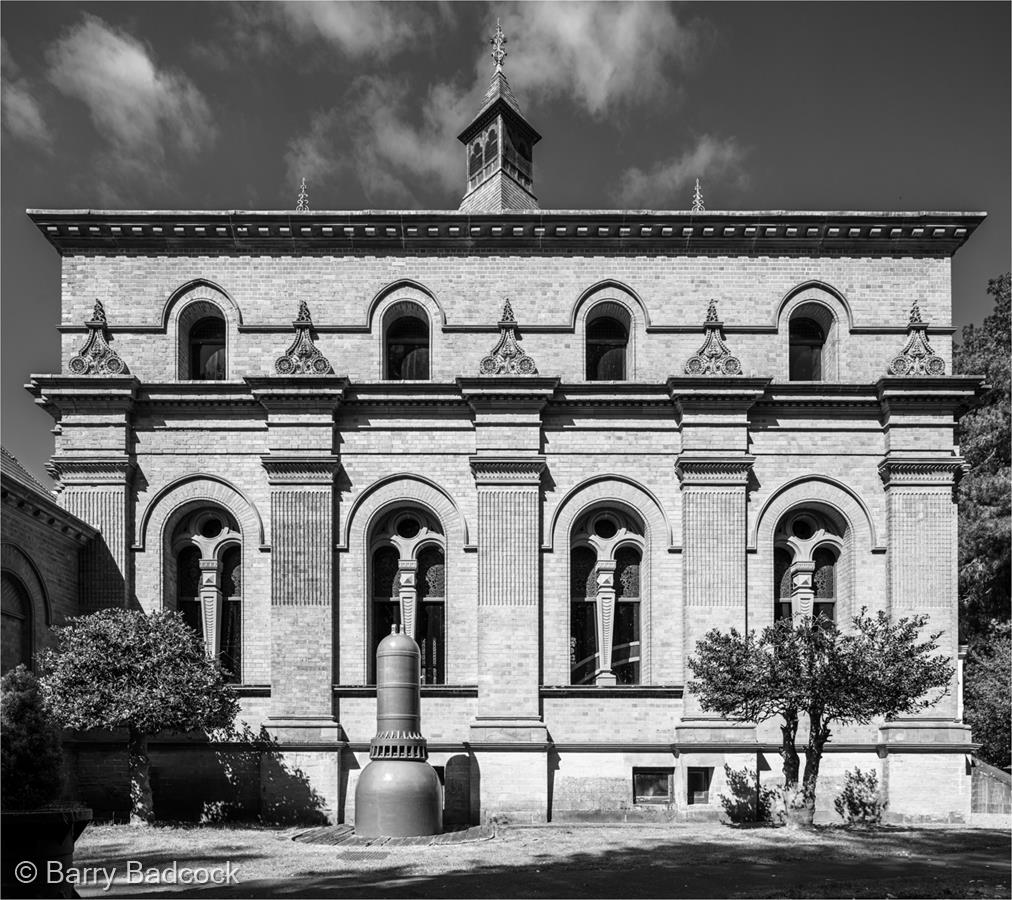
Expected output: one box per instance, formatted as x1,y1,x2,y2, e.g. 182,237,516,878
178,302,227,380
585,303,631,381
772,507,846,624
383,302,430,380
1,572,33,674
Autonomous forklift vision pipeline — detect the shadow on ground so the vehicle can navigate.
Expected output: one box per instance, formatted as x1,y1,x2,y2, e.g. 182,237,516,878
74,826,1011,899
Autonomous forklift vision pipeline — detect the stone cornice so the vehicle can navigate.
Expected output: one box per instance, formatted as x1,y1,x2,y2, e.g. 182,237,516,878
457,376,560,410
876,375,986,418
27,375,138,417
46,456,135,486
878,456,967,488
29,209,985,256
0,477,97,543
245,376,348,413
260,454,341,485
675,454,756,487
469,455,546,485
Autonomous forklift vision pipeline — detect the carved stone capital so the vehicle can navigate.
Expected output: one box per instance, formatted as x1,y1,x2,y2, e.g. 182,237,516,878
878,457,966,489
469,455,546,485
674,454,756,487
46,456,135,486
261,454,340,485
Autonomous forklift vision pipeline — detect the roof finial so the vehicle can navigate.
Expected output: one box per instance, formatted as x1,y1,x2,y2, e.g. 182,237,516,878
691,178,705,213
296,177,310,212
490,18,507,71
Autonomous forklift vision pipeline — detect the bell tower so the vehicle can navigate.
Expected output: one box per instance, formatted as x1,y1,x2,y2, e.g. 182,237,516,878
458,21,541,213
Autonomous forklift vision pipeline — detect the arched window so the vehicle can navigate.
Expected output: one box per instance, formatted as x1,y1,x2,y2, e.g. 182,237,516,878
812,546,837,623
570,509,644,685
586,317,628,380
789,318,825,381
369,509,445,684
1,573,32,674
171,507,242,682
385,314,430,380
772,509,844,624
773,547,793,622
188,315,226,380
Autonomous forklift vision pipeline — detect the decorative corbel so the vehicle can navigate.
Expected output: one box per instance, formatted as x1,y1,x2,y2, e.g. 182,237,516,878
68,300,127,375
683,300,742,376
887,302,946,376
478,299,538,375
274,301,333,375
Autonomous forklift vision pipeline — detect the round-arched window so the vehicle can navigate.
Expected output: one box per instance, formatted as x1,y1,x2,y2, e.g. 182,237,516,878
586,317,628,380
386,315,430,380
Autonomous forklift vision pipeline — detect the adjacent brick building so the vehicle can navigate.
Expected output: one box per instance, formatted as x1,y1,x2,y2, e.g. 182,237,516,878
13,48,986,824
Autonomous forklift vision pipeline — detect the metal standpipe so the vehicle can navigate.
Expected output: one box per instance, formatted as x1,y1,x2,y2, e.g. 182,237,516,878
354,625,443,837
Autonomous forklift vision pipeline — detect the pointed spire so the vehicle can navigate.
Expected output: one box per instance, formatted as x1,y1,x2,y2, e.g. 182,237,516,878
296,177,310,212
490,19,507,71
691,178,705,213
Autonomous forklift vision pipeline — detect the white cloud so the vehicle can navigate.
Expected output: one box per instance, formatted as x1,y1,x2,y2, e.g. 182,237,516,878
615,135,749,208
1,40,52,148
45,15,215,187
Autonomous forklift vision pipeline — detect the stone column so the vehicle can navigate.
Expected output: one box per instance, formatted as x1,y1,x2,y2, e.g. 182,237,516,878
670,377,768,744
249,376,347,823
789,560,815,618
29,376,138,610
198,557,223,658
459,376,558,822
397,558,418,640
593,559,617,686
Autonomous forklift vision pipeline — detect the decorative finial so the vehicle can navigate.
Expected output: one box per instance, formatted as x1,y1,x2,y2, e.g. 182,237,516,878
490,19,507,71
274,301,333,375
480,299,538,375
684,300,742,376
296,177,310,212
887,301,945,376
691,178,705,213
68,300,127,375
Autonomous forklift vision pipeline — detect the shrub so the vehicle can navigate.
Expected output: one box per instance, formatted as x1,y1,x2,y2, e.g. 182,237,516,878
719,764,779,824
1,666,65,810
833,768,886,825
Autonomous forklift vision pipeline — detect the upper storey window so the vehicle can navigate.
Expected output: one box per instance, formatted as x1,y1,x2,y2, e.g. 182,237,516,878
586,317,628,381
188,315,226,380
789,318,825,381
386,313,430,380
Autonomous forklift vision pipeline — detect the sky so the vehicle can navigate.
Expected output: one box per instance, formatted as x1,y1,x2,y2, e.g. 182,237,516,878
2,1,1010,486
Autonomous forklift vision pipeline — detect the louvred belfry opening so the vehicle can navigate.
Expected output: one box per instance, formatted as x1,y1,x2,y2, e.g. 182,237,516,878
458,21,541,213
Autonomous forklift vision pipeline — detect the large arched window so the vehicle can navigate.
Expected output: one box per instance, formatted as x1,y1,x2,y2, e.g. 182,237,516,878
172,507,242,682
1,573,32,674
570,508,643,685
369,508,445,684
188,315,226,380
789,318,824,381
385,312,430,380
586,316,628,380
772,509,844,624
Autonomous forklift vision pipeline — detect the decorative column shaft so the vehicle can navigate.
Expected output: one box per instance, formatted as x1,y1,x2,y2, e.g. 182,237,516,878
789,561,816,618
397,558,418,640
198,558,223,659
594,560,617,686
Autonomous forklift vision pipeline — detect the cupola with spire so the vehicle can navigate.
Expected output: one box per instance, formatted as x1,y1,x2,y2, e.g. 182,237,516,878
457,20,541,213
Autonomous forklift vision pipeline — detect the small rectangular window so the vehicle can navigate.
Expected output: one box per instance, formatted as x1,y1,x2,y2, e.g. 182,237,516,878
686,767,713,805
633,768,673,804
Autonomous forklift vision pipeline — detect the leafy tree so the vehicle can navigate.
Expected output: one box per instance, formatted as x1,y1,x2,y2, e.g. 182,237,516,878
963,621,1011,769
954,272,1011,642
1,666,65,810
688,610,953,826
38,610,238,824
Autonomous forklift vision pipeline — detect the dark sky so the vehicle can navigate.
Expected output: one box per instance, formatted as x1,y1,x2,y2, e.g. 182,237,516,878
2,2,1009,486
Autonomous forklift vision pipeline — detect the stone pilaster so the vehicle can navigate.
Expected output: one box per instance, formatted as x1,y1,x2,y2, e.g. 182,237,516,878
29,376,138,610
669,378,767,743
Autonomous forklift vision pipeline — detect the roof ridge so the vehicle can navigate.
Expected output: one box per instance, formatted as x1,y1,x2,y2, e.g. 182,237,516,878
1,446,54,498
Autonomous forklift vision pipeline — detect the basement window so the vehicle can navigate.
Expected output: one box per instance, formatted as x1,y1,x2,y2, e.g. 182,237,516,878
633,768,673,804
686,767,713,805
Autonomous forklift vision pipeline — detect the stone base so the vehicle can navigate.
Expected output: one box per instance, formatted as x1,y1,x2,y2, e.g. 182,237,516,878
261,718,345,825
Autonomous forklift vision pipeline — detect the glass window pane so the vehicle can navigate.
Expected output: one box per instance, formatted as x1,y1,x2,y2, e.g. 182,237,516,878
571,546,596,599
570,601,598,685
1,574,31,674
418,601,445,685
686,767,713,805
613,602,640,685
418,546,445,599
220,599,241,683
634,770,671,802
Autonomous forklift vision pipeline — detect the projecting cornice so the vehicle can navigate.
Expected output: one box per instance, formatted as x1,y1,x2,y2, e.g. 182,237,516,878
28,209,985,256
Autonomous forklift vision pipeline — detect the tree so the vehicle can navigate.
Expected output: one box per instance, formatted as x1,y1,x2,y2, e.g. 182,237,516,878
688,610,954,826
963,621,1011,769
954,272,1011,643
38,610,238,824
1,666,65,810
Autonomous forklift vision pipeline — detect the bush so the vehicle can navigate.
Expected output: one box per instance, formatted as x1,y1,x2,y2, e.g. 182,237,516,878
1,666,65,810
719,764,779,824
833,768,886,825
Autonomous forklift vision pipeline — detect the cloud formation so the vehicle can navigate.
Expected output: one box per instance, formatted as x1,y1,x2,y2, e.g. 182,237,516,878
1,40,52,148
45,15,215,195
615,135,749,208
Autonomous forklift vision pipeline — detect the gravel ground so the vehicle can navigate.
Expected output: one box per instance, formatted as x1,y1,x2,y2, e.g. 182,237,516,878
63,820,1011,898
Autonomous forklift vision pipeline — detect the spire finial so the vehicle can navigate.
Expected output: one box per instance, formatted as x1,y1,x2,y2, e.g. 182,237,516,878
908,301,923,326
490,19,507,71
705,299,720,324
691,178,705,213
296,177,310,212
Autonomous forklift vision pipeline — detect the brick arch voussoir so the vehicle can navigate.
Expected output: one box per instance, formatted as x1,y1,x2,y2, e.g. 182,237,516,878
546,476,672,551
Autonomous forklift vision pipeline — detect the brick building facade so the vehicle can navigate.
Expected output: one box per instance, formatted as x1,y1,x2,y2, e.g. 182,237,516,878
13,53,986,824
